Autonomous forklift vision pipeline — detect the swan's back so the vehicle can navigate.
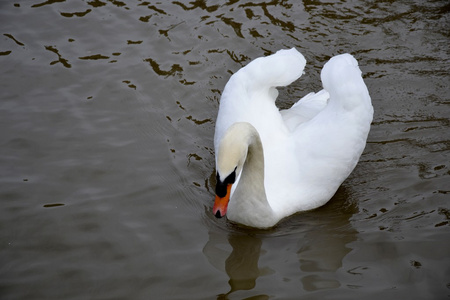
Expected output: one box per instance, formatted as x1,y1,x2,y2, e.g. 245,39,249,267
274,53,373,215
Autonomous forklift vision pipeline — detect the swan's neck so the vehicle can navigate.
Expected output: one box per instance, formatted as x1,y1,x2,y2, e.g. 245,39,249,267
228,130,277,228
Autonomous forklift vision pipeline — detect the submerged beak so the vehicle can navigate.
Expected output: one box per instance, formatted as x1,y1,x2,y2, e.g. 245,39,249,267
213,184,232,218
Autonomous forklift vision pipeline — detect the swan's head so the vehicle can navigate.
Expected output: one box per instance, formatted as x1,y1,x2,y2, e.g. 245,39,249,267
213,123,255,218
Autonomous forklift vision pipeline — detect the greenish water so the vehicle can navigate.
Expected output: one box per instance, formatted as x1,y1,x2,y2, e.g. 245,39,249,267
0,1,449,299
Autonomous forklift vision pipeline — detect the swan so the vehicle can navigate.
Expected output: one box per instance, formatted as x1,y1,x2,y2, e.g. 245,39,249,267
213,48,373,229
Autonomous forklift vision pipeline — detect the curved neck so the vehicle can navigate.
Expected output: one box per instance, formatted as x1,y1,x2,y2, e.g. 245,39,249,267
228,127,276,228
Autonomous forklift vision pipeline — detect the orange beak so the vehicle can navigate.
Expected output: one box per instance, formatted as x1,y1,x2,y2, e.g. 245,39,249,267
213,184,232,218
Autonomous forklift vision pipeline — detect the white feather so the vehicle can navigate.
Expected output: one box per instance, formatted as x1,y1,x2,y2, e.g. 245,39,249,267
214,48,373,228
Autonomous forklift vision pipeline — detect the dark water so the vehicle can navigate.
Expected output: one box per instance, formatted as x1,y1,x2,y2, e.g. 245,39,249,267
1,1,449,299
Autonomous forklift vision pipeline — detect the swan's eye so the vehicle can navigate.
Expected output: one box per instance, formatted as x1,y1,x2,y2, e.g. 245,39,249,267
215,168,236,197
217,168,236,185
224,169,236,184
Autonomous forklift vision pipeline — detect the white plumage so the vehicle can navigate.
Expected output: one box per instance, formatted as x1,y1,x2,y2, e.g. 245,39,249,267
213,48,373,228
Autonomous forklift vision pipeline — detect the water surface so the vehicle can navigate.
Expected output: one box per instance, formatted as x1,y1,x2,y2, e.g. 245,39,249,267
0,1,449,299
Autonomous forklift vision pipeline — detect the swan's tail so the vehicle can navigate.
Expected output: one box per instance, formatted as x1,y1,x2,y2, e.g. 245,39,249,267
321,54,371,111
238,48,306,88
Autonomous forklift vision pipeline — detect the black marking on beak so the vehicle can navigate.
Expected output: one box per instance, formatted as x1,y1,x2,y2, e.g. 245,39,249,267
215,168,236,197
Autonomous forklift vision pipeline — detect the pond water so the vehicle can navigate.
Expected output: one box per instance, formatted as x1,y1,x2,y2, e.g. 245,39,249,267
0,0,449,299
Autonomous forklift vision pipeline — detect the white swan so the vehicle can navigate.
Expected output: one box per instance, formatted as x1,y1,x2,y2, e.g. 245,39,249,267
213,48,373,228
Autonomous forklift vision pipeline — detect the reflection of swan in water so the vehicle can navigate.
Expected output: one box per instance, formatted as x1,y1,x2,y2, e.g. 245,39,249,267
296,188,359,292
203,187,358,297
225,235,263,293
203,231,271,299
213,48,373,228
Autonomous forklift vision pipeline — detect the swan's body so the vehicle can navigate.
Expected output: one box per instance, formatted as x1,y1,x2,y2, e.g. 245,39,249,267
213,48,373,228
